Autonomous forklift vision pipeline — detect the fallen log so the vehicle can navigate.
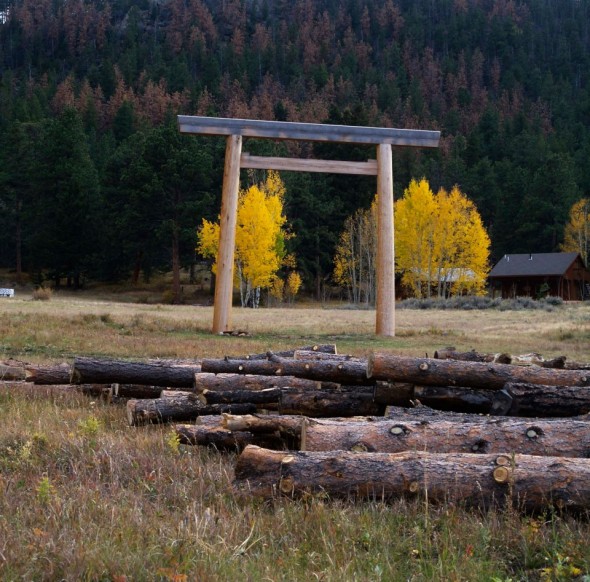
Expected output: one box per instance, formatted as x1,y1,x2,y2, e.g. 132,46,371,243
292,350,364,362
229,344,337,360
368,353,590,390
174,424,292,451
221,413,305,437
0,364,26,381
433,348,511,364
279,386,385,417
126,392,256,425
198,387,281,406
234,446,590,511
193,373,337,392
301,416,590,457
565,361,590,371
112,384,163,399
25,363,72,384
374,382,495,413
72,357,201,387
201,356,369,385
495,382,590,417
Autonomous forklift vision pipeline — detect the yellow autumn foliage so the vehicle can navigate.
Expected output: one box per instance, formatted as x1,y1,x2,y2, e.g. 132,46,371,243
395,179,490,297
196,171,291,307
560,198,589,266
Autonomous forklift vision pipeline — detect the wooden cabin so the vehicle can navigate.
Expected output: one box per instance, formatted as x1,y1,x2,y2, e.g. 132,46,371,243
489,252,590,300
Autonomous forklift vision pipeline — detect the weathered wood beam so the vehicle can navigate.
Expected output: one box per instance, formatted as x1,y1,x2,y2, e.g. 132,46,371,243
240,153,378,175
178,115,441,148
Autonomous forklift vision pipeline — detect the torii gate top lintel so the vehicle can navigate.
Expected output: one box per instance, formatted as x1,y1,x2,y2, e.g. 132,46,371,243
178,115,440,337
178,115,440,148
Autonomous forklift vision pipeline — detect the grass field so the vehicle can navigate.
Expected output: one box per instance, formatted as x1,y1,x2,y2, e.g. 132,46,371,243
1,294,590,581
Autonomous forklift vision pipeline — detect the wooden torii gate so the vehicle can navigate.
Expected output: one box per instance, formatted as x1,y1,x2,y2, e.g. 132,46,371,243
178,115,440,336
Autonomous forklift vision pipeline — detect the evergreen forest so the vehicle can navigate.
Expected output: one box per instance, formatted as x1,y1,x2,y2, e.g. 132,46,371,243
0,0,589,298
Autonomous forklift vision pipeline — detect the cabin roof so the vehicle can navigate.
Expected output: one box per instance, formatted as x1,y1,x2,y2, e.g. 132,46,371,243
489,252,582,278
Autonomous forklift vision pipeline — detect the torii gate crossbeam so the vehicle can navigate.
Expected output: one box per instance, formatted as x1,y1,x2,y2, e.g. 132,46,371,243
178,115,440,336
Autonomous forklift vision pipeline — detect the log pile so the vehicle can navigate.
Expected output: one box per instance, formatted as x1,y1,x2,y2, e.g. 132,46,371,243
5,344,590,511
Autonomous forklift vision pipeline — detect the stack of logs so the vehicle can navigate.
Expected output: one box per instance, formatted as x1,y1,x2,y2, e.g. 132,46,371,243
4,344,590,512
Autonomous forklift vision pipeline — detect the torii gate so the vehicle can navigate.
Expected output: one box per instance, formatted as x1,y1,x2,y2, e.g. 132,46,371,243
178,115,440,336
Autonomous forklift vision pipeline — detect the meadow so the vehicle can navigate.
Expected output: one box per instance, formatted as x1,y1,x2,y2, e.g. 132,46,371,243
1,293,590,581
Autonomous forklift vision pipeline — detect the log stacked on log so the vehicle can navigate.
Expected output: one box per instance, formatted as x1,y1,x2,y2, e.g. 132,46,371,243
233,446,590,512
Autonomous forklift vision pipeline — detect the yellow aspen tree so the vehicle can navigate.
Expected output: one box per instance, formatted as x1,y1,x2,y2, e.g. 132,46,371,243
434,186,490,297
285,271,302,304
394,178,437,297
333,196,378,304
561,198,589,266
394,179,490,298
196,171,290,307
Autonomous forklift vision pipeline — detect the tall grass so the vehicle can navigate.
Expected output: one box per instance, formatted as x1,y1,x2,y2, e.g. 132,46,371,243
1,298,590,579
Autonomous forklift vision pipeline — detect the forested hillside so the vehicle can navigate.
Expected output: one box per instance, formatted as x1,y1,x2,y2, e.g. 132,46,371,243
0,0,589,296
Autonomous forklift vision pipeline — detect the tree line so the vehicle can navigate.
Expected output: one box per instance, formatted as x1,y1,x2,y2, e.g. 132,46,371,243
0,0,589,299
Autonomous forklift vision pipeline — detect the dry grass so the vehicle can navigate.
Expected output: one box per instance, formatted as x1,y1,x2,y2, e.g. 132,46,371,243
1,296,590,580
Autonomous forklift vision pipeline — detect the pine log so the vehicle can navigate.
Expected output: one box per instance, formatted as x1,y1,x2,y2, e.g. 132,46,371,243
112,384,163,399
234,446,590,511
201,356,369,384
221,413,305,437
374,382,495,413
498,382,590,417
0,365,26,381
174,423,289,450
433,348,511,364
72,357,201,387
193,373,337,392
301,416,590,457
25,363,72,384
228,344,337,360
292,351,364,362
565,361,590,371
368,353,590,389
198,387,281,406
126,393,256,426
279,386,385,417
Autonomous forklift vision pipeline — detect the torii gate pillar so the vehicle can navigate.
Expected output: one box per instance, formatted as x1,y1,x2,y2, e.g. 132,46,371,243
178,115,440,337
376,144,395,336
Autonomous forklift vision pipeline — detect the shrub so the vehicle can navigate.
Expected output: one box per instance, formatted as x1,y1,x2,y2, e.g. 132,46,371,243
32,287,53,301
399,295,563,311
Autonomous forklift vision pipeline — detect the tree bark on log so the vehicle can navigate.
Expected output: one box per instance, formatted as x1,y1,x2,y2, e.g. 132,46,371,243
433,349,566,368
292,351,364,362
234,446,590,511
72,357,201,387
198,387,281,406
368,353,590,389
374,382,496,413
497,383,590,417
433,348,511,364
201,356,369,385
193,373,337,393
301,417,590,457
112,384,163,399
174,423,287,451
228,344,337,360
25,364,72,384
221,413,305,437
126,393,256,425
0,365,26,381
279,386,385,417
